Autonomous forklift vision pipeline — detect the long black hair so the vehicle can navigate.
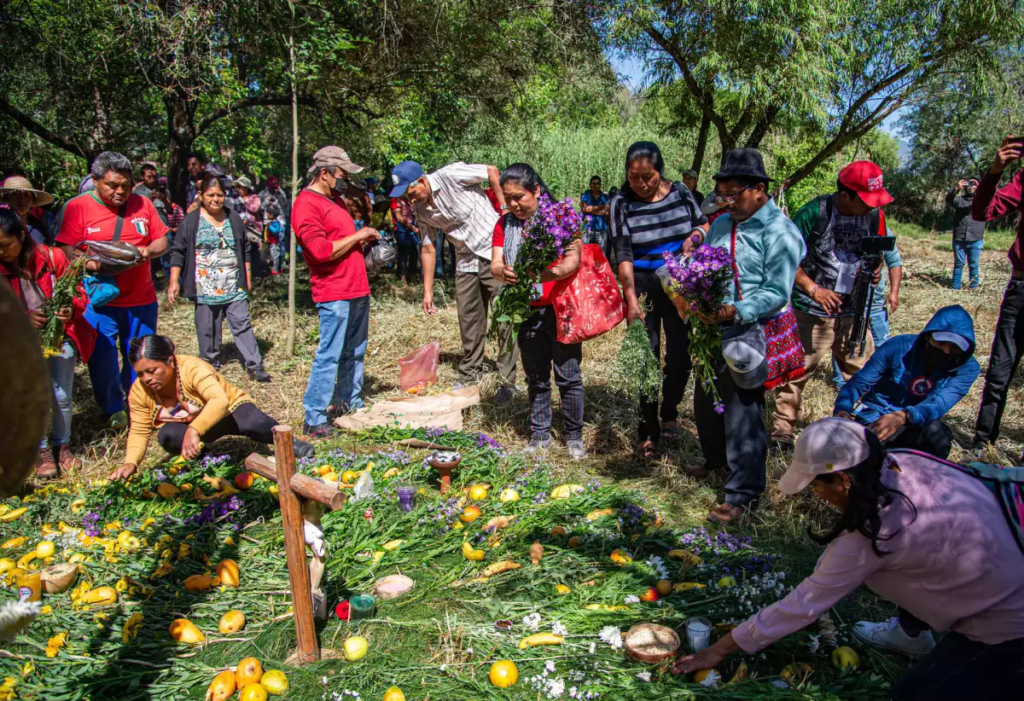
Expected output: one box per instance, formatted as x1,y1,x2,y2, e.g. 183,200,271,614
499,163,552,199
128,335,177,365
621,141,665,197
809,430,916,557
0,207,36,272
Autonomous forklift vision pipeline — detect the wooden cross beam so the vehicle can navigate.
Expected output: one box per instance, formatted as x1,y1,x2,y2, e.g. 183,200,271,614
244,425,341,665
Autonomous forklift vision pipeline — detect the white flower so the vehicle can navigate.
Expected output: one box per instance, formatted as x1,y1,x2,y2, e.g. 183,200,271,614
699,669,721,688
636,671,652,682
588,642,597,654
598,625,623,650
545,678,565,698
624,595,640,604
807,634,820,653
523,613,542,631
552,620,568,636
545,660,557,673
569,687,579,699
0,600,41,643
466,647,473,655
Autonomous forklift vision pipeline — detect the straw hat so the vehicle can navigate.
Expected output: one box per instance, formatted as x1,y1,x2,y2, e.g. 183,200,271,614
0,176,54,207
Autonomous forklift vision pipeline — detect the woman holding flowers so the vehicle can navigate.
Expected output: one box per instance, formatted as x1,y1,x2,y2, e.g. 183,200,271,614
610,142,708,458
0,208,95,478
491,164,586,459
680,149,806,525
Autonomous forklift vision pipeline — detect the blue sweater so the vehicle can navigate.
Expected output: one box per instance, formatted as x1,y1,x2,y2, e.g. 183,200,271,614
835,305,980,425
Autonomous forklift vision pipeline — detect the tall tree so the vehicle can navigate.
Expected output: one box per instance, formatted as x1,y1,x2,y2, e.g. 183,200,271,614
590,0,1024,187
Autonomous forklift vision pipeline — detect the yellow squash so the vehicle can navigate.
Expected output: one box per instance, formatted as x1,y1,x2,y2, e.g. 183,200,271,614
215,559,240,587
2,537,26,549
218,610,246,634
0,507,28,522
169,619,204,644
235,657,263,687
80,586,118,604
518,632,564,650
480,561,520,577
461,541,485,561
184,574,221,592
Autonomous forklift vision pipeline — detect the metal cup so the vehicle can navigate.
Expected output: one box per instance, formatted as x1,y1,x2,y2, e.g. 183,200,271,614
685,617,713,652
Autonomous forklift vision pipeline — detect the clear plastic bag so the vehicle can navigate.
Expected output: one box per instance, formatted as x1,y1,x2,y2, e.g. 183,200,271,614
398,340,440,394
364,241,397,273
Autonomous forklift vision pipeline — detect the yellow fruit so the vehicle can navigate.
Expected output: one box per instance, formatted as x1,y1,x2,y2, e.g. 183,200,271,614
342,470,360,484
462,541,485,561
567,536,583,549
717,576,736,588
261,670,289,696
157,483,181,499
728,662,749,684
668,549,704,566
184,574,220,592
468,485,489,500
499,488,520,503
81,586,118,604
382,687,405,701
235,657,263,687
781,662,813,682
218,610,246,634
550,526,567,537
480,560,520,577
382,539,405,551
2,537,26,549
460,506,482,523
168,618,205,644
205,671,237,701
555,584,571,595
238,683,268,701
693,668,718,684
0,507,28,522
317,465,334,476
269,484,279,497
71,499,87,513
518,632,563,650
586,508,616,521
216,559,240,587
610,549,632,565
0,558,15,575
673,582,707,592
832,646,860,670
323,471,339,483
584,604,629,612
550,484,584,500
382,467,401,480
489,660,519,688
656,580,673,597
344,635,368,661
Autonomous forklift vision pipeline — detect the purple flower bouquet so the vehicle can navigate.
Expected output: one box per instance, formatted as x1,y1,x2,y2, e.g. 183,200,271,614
660,246,736,413
490,194,582,350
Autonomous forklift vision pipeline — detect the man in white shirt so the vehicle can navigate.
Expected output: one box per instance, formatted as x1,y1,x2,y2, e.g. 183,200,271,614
390,160,517,400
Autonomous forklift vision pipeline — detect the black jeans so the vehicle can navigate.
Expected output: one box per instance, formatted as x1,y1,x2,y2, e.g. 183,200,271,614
892,632,1024,701
974,278,1024,444
157,402,278,454
694,344,767,507
636,272,692,443
517,306,584,441
887,419,953,459
396,243,419,280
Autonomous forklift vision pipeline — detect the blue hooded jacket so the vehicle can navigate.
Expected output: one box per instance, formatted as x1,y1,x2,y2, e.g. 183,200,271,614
835,305,981,426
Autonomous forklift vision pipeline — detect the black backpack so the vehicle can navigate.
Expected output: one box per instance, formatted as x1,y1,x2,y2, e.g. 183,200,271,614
811,194,883,240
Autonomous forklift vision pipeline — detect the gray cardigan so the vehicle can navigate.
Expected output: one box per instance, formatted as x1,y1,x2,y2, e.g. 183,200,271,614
169,209,249,301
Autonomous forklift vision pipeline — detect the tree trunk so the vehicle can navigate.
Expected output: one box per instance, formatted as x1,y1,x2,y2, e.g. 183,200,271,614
286,30,299,357
692,110,711,176
745,106,780,149
165,89,196,209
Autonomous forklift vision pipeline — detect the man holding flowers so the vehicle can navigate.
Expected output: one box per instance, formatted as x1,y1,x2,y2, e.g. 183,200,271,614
680,149,806,525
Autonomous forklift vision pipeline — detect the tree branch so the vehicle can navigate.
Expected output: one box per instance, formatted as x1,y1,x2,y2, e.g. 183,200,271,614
196,94,318,135
0,96,95,161
745,105,781,148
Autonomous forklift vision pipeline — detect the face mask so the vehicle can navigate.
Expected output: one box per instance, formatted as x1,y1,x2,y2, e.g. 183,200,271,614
923,343,958,372
329,172,347,196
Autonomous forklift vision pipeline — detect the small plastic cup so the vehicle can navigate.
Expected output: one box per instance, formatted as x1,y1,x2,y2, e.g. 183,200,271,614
16,571,42,602
685,617,712,653
350,594,376,620
397,487,415,512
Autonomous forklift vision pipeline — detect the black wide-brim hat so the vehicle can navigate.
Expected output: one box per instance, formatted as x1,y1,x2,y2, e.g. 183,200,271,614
713,148,772,182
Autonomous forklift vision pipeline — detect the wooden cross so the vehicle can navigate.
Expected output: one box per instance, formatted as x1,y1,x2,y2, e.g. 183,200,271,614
244,425,343,664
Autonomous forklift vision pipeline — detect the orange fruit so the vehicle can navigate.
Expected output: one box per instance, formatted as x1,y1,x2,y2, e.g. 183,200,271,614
693,668,718,684
382,687,405,701
219,610,245,634
489,660,519,688
460,506,482,523
550,526,567,537
216,559,240,587
567,536,583,549
234,472,254,490
656,580,673,597
238,684,268,701
235,657,263,687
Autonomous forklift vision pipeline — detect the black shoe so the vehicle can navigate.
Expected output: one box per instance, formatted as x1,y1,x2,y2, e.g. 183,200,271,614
249,369,272,383
303,423,337,439
492,386,515,405
769,440,794,459
293,439,316,458
202,358,223,371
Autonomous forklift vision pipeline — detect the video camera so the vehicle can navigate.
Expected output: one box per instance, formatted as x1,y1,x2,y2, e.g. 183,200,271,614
847,236,897,358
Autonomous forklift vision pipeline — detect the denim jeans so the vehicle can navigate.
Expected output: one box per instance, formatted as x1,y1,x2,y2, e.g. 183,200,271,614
832,309,890,388
952,239,983,289
40,341,76,449
302,296,370,427
85,301,159,415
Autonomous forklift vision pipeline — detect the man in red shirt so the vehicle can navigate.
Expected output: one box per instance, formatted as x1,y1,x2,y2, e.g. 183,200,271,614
56,151,169,428
972,135,1024,450
293,145,380,438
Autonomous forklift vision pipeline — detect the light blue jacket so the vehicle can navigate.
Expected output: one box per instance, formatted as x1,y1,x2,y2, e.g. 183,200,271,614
705,199,806,324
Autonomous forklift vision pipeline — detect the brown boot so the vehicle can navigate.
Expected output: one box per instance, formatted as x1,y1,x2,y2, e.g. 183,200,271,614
35,447,58,480
706,503,745,526
55,445,82,473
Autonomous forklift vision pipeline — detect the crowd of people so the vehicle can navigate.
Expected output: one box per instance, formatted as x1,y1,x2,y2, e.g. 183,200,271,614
2,134,1024,696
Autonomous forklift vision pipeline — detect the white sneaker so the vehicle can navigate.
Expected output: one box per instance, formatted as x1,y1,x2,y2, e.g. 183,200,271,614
852,617,936,656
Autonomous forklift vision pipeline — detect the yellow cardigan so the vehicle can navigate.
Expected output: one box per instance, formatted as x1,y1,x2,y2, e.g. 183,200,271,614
125,355,252,465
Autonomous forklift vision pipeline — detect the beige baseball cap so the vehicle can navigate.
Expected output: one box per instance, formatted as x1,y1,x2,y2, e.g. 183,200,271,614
777,418,872,495
307,145,364,175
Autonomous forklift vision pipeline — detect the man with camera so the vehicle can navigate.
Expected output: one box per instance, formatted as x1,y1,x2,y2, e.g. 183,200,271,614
946,177,986,289
771,161,898,456
972,136,1024,451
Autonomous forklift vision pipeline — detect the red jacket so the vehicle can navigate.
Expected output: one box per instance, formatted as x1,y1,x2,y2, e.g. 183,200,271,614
1,246,96,361
974,168,1024,270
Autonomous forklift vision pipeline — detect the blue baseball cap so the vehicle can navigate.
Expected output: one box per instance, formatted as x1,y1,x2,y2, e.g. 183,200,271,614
389,160,425,198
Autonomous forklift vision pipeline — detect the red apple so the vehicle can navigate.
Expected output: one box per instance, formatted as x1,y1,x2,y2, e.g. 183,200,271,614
234,471,254,490
640,587,660,602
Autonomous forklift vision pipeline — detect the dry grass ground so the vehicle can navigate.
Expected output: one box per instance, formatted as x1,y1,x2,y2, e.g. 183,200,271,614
56,219,1024,633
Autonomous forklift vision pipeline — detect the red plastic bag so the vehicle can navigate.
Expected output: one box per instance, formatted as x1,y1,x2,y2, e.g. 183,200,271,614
550,243,626,344
399,340,440,394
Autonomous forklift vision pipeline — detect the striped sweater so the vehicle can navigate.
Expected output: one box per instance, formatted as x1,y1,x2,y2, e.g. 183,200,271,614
609,183,707,271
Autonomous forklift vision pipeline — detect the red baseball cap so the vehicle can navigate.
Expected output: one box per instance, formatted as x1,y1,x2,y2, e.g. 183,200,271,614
838,161,894,209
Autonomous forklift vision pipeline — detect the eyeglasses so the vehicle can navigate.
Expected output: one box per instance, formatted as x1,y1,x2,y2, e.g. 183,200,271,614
713,185,753,205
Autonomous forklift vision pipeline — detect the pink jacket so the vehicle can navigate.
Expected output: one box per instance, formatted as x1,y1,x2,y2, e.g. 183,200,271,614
733,451,1024,652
